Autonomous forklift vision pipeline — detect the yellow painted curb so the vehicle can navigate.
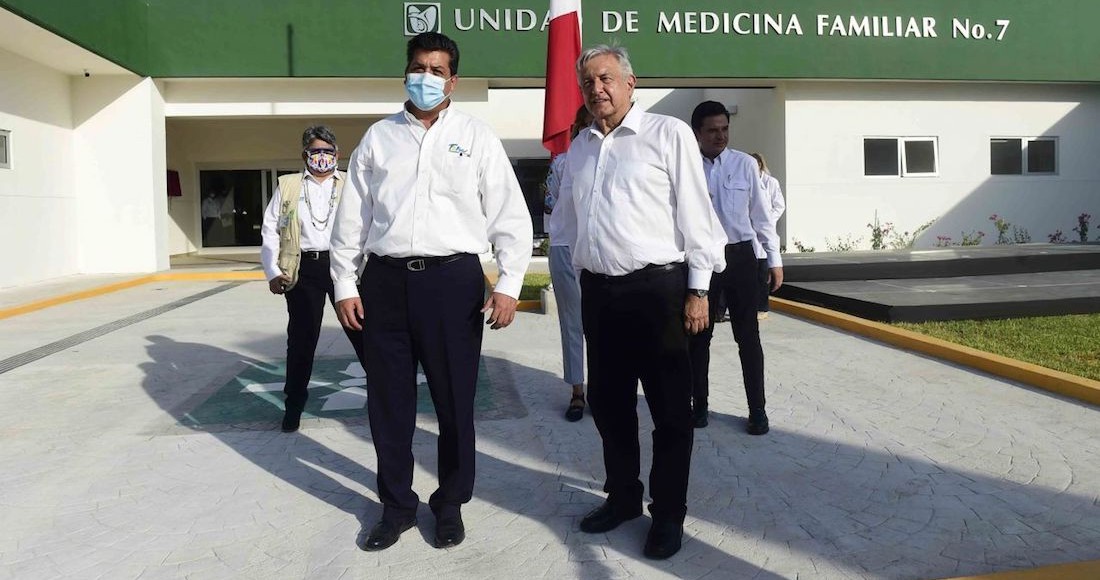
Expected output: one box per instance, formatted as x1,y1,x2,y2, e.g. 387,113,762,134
939,559,1100,580
770,297,1100,407
517,299,542,313
0,271,264,321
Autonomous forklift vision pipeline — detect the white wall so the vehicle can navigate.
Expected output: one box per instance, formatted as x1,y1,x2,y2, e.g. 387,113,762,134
73,76,168,273
0,47,77,288
783,82,1100,250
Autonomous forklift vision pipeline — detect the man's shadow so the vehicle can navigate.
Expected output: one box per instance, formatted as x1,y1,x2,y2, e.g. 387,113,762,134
139,334,382,537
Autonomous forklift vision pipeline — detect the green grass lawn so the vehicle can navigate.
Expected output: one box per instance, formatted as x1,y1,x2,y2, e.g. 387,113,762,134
895,314,1100,381
519,272,552,301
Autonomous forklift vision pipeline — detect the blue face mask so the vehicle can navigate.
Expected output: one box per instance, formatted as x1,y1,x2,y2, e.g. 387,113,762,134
405,72,451,111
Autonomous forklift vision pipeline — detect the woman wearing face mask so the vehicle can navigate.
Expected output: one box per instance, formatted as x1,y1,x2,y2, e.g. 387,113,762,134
546,105,594,421
259,125,366,433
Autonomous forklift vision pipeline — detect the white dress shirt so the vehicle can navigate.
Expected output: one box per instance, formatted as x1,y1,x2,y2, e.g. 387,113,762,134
330,106,533,302
761,171,786,222
545,154,575,247
703,149,782,269
260,171,343,281
556,104,726,290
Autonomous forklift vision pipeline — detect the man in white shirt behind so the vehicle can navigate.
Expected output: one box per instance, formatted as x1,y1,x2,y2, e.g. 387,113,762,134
330,32,532,552
555,45,726,560
259,125,365,434
687,101,784,436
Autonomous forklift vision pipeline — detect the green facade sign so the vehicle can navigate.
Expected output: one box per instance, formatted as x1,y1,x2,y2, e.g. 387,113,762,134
3,0,1099,81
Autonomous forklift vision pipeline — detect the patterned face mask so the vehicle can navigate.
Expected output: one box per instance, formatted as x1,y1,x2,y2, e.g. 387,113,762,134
305,149,338,174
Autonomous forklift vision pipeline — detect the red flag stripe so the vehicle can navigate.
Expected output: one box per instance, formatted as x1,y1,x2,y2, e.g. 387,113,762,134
542,2,583,156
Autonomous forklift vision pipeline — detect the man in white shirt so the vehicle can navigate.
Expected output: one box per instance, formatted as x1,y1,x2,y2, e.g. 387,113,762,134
687,101,784,435
330,32,533,552
555,45,726,560
259,125,365,434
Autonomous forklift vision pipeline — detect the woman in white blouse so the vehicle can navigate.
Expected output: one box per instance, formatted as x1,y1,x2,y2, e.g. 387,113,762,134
751,153,786,319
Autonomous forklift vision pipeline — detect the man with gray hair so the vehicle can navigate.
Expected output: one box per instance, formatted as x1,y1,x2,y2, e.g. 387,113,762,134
260,125,365,433
554,45,726,559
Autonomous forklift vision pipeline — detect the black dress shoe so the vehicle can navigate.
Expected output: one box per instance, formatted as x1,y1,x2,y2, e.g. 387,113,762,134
281,412,301,433
579,501,642,533
643,520,683,559
565,393,585,422
693,405,708,429
361,518,417,551
434,515,465,548
746,408,769,435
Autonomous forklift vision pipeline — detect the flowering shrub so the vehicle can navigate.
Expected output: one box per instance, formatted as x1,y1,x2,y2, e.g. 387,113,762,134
1073,213,1091,243
959,230,986,246
867,216,894,250
1048,230,1068,244
792,239,815,253
989,214,1011,245
825,234,862,252
934,235,953,247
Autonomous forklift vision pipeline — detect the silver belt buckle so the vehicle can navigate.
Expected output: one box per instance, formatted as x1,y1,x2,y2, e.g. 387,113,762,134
407,259,426,272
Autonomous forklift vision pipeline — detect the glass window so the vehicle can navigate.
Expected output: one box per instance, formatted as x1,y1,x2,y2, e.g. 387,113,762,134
902,138,938,176
1027,139,1057,174
510,158,552,238
0,130,10,169
990,138,1023,174
863,138,899,176
990,137,1057,175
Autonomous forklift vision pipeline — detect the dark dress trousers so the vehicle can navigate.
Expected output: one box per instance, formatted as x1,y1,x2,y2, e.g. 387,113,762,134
580,262,694,524
689,241,766,411
283,251,365,415
360,253,484,522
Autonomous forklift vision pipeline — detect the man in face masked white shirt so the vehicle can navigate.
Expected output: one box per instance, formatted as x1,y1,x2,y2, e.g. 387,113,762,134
330,31,532,552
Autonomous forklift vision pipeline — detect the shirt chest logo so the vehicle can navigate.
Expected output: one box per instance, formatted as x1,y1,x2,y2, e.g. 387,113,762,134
448,143,471,157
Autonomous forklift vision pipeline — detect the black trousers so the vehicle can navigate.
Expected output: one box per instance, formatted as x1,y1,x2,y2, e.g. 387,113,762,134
580,263,694,524
360,253,485,523
757,258,771,312
283,252,365,414
689,241,766,412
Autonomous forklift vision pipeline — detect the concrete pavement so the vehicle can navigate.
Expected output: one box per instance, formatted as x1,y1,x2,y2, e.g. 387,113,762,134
1,276,1099,579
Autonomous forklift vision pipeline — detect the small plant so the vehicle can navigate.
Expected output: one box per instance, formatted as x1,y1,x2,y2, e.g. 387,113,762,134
1073,213,1092,242
1048,230,1067,243
792,239,815,253
867,212,894,250
825,234,862,252
889,219,935,249
959,230,986,246
1013,226,1032,244
934,235,953,247
989,214,1012,245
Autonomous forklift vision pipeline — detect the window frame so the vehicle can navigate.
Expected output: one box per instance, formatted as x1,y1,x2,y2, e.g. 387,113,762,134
0,129,10,169
990,136,1058,176
863,136,939,178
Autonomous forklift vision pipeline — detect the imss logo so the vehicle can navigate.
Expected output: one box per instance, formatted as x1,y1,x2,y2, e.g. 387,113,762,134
405,3,441,35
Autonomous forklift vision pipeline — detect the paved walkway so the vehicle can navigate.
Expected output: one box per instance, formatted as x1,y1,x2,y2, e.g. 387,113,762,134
1,277,1098,579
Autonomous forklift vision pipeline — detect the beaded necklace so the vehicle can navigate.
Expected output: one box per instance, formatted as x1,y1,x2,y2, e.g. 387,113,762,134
302,171,339,230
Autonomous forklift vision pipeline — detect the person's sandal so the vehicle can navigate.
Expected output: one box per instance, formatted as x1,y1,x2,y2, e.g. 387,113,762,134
565,393,585,422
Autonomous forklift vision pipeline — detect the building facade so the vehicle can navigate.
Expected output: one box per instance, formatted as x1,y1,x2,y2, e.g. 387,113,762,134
2,1,1099,288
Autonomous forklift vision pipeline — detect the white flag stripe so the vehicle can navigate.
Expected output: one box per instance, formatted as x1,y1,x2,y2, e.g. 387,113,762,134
549,0,580,21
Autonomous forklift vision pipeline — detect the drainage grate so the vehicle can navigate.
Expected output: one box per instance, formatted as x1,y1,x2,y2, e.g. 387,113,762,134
0,283,244,375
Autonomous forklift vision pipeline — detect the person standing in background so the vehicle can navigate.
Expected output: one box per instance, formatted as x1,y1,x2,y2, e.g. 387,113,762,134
545,105,594,422
260,125,365,434
751,152,786,320
688,102,782,435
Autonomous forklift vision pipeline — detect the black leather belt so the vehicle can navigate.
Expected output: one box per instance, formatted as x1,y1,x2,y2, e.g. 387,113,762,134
582,262,682,283
301,250,329,261
372,253,469,272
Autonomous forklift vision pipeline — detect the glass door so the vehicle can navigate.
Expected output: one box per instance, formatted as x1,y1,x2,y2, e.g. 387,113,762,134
199,170,265,247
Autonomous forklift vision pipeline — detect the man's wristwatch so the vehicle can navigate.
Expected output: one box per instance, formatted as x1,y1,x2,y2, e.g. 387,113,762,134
689,289,709,298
